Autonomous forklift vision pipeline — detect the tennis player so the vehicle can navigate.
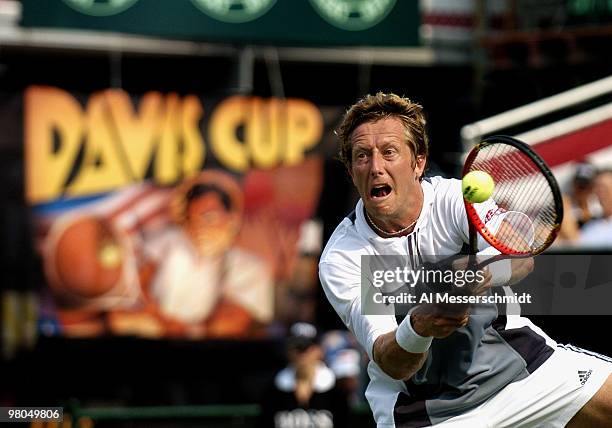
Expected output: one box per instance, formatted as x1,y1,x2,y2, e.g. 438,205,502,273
319,92,612,427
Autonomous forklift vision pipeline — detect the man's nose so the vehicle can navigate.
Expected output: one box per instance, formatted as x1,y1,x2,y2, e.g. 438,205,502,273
370,151,384,176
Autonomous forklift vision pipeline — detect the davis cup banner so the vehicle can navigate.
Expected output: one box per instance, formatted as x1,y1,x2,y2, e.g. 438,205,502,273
25,86,336,339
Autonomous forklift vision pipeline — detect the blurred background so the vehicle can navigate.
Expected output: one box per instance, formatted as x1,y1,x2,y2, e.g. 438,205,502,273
2,0,612,426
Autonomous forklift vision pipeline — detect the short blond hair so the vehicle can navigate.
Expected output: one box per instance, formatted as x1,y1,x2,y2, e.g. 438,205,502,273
337,92,429,170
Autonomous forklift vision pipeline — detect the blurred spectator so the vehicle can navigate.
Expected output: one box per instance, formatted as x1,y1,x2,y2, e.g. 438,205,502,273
320,330,365,406
579,169,612,247
259,322,349,428
557,196,581,244
569,162,602,227
558,162,602,244
328,349,362,405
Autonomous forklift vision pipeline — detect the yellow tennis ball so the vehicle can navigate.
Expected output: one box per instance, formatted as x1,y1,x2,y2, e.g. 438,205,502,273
462,170,495,203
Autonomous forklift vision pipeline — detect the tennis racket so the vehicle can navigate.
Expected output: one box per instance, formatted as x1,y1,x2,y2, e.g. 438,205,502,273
463,135,564,266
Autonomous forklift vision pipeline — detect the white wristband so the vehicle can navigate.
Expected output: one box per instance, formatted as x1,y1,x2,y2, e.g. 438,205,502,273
395,314,433,354
488,258,512,287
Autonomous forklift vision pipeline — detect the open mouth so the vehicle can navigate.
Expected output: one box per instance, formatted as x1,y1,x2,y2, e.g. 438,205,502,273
370,184,392,199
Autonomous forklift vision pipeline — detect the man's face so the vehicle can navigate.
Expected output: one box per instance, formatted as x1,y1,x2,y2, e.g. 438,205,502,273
349,117,425,222
186,192,236,256
288,344,322,371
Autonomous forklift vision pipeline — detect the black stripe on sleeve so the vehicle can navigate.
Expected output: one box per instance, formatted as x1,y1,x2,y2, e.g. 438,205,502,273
407,234,416,268
415,230,423,266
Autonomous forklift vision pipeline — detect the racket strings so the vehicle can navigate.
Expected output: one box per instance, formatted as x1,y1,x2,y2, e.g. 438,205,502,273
483,164,554,251
504,151,552,222
468,142,559,254
496,150,545,251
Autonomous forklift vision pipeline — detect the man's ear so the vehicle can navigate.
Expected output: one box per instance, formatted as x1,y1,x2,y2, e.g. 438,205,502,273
415,155,426,179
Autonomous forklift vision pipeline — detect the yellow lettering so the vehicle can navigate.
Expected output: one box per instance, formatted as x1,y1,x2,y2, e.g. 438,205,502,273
25,87,321,202
248,97,282,169
105,89,163,179
155,93,181,184
209,96,323,172
285,98,323,165
67,91,131,196
181,94,205,179
209,95,249,172
24,86,84,203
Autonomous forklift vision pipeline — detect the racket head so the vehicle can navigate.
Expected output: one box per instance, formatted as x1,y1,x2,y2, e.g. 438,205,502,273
463,135,563,256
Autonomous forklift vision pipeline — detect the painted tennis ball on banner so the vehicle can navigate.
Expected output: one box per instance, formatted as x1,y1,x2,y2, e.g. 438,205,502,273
462,171,495,203
53,217,123,298
99,243,122,269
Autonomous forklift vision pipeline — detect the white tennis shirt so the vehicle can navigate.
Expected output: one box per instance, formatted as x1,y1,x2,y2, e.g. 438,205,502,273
319,176,556,426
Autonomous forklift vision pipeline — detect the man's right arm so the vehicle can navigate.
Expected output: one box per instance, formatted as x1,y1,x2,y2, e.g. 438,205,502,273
373,330,428,380
320,259,472,381
372,307,470,380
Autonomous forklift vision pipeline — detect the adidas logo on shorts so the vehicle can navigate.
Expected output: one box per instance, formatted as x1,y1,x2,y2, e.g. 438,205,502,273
578,370,593,386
